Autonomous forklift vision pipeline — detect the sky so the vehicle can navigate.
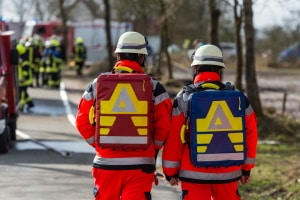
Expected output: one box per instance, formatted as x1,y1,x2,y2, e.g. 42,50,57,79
253,0,300,29
1,0,300,30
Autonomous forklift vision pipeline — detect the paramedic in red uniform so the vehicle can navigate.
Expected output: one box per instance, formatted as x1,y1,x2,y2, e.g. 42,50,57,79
162,44,258,200
76,31,172,200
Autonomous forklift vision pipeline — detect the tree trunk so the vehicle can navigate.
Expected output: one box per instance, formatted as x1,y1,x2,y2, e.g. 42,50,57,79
163,25,173,79
158,0,173,79
234,0,243,91
103,0,114,70
58,0,68,63
208,0,221,79
243,0,263,116
208,0,220,45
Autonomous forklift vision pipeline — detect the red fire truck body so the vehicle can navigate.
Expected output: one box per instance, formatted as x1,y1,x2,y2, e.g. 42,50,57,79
0,31,19,153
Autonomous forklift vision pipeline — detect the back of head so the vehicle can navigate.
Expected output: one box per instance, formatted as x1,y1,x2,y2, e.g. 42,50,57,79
115,31,148,55
191,44,225,69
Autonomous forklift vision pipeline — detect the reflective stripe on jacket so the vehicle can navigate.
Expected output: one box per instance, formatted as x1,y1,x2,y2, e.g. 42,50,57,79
18,60,33,87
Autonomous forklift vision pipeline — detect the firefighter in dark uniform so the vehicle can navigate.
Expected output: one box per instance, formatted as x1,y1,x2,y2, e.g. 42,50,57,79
45,38,62,88
73,37,87,76
40,40,52,87
16,43,34,112
31,35,43,87
26,37,42,87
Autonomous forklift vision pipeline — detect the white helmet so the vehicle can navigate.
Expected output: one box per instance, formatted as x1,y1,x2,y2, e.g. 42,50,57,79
191,44,225,68
115,31,148,55
44,40,52,48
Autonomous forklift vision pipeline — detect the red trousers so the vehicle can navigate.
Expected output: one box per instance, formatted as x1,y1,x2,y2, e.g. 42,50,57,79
181,181,241,200
92,168,153,200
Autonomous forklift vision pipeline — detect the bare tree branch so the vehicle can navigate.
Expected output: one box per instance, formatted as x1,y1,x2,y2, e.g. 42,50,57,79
11,0,33,22
81,0,103,18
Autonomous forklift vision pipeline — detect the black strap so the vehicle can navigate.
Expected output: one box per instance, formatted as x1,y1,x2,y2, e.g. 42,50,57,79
183,81,234,94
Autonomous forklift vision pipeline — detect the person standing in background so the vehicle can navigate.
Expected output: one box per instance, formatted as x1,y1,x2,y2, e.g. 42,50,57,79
16,43,34,112
73,37,87,76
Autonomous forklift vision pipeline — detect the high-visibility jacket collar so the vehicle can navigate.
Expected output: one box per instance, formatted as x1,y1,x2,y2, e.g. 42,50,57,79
194,72,220,84
113,60,144,73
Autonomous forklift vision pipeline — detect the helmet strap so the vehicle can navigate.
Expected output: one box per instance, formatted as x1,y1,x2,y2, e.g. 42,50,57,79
139,55,146,68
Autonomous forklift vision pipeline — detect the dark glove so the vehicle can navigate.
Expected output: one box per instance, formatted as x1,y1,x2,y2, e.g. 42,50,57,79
242,170,251,176
165,174,177,181
240,170,251,184
154,172,164,185
165,174,179,186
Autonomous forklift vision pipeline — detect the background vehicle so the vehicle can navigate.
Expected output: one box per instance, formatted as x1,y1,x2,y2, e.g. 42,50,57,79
219,42,237,61
0,31,19,153
277,43,300,63
23,19,132,64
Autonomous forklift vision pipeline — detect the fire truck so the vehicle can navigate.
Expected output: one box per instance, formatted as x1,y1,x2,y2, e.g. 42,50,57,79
0,31,19,153
22,19,132,63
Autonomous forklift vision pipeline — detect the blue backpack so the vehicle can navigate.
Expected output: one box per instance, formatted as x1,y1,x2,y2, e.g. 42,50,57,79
185,82,246,168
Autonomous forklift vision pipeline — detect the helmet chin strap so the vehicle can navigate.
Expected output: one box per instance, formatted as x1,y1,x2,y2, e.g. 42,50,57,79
139,55,146,68
192,66,199,82
192,74,197,83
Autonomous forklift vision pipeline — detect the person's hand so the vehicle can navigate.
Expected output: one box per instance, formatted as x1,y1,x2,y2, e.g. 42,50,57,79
165,174,179,186
240,175,250,184
240,170,251,184
154,172,164,185
169,177,179,186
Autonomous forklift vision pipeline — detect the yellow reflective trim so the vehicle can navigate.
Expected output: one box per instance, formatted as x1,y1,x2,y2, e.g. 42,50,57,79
100,128,110,135
89,106,95,125
137,128,148,135
131,116,148,126
234,144,244,152
101,83,148,114
100,116,116,126
200,83,220,90
114,66,133,73
197,146,207,153
196,134,213,144
228,132,243,143
196,101,243,132
180,125,186,143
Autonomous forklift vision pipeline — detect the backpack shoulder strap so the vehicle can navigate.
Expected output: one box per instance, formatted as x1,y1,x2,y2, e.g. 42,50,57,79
183,83,198,94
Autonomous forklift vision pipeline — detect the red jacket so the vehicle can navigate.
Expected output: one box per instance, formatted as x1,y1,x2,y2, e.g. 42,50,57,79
162,72,258,183
76,60,172,171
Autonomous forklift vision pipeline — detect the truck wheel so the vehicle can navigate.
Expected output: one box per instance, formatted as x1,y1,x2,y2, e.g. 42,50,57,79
0,127,11,153
8,119,17,141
